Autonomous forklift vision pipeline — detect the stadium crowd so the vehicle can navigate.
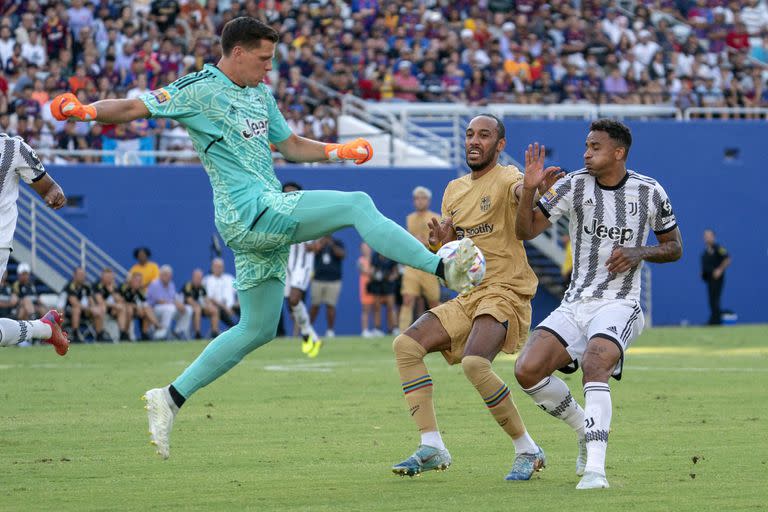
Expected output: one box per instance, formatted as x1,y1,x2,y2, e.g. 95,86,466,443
1,0,767,164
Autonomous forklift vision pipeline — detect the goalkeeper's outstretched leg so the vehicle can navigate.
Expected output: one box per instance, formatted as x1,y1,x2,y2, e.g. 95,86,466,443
288,190,478,294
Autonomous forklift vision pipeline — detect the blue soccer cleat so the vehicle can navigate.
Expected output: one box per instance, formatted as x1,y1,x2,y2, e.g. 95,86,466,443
505,447,546,481
392,445,452,477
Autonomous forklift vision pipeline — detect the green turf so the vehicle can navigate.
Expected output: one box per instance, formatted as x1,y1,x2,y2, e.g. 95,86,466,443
1,325,766,511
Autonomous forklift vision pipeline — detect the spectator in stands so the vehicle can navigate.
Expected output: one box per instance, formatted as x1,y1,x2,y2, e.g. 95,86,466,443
751,34,768,64
121,271,161,340
741,0,768,43
129,247,160,290
146,264,192,340
183,268,220,339
203,257,238,328
393,60,420,102
368,251,398,336
0,25,14,69
64,266,105,342
11,262,44,321
92,267,130,341
697,77,727,117
309,235,345,339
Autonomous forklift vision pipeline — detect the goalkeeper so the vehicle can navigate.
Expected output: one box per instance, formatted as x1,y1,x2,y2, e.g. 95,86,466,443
51,16,480,459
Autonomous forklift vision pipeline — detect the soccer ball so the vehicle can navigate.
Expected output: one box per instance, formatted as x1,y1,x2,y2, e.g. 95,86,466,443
437,239,486,288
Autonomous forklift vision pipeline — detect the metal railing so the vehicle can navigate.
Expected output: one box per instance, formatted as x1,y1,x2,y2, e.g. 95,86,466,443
13,186,129,292
683,107,768,120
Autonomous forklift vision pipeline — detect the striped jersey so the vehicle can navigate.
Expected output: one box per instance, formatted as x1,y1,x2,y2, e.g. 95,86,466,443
538,169,677,303
287,242,315,278
0,134,47,248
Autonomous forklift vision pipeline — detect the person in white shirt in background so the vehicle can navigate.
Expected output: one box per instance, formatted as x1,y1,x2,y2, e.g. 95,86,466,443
203,258,238,329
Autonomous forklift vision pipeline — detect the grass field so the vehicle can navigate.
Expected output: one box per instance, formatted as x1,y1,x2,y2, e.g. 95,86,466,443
1,325,767,511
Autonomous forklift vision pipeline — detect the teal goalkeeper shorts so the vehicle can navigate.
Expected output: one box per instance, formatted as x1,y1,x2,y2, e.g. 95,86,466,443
225,190,304,291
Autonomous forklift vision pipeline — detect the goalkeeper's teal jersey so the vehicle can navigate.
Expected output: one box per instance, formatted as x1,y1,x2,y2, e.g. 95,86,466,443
139,64,293,244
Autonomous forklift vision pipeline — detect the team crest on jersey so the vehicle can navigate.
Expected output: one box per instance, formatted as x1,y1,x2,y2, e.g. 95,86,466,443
150,88,171,104
628,201,638,216
242,118,269,139
480,195,491,212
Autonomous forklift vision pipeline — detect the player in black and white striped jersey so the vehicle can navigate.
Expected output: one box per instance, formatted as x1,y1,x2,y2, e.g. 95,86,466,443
0,133,69,355
282,182,322,358
513,120,683,489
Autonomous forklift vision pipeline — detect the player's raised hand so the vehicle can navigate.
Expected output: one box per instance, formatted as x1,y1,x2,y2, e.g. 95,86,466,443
50,93,97,122
523,142,561,192
325,138,373,165
539,166,565,195
428,217,454,250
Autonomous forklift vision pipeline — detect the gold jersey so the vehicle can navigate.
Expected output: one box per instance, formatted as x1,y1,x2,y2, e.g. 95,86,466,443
441,164,538,297
406,210,439,246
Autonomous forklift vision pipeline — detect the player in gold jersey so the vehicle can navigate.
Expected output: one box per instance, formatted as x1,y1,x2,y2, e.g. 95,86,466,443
391,115,563,480
398,186,442,333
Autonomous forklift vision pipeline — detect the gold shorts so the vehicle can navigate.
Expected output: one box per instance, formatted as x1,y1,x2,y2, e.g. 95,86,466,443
400,267,441,304
430,283,532,365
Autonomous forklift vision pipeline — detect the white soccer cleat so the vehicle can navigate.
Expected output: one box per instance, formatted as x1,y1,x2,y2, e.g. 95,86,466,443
576,435,587,476
442,238,480,294
576,471,610,489
143,387,176,459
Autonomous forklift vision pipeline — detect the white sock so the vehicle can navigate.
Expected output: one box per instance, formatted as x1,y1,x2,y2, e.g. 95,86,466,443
290,302,318,340
0,318,52,347
421,430,446,450
523,375,586,436
512,431,538,454
583,381,612,475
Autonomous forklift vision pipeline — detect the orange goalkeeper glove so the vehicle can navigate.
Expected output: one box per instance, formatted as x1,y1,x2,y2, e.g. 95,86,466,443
50,93,97,121
324,138,373,165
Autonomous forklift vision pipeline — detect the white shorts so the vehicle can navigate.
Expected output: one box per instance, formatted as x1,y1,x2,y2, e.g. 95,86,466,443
0,248,9,277
536,298,645,380
284,243,315,296
285,266,312,295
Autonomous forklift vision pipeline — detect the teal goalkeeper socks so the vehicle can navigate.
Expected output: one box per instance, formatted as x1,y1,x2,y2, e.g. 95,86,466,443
290,190,441,274
171,279,283,399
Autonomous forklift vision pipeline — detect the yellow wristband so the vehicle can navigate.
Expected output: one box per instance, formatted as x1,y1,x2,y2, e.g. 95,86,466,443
428,240,443,252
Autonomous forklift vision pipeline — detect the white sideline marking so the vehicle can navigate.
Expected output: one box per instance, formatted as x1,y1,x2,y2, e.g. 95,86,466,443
262,362,341,373
626,366,768,373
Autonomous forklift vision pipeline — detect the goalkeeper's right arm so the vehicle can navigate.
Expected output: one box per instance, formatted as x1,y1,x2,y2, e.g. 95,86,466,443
51,93,150,124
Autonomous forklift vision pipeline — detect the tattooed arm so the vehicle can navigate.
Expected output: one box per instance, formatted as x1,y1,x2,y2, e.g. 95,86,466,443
605,227,683,273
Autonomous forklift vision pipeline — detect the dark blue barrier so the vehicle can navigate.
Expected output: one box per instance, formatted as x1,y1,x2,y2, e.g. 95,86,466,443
48,119,767,330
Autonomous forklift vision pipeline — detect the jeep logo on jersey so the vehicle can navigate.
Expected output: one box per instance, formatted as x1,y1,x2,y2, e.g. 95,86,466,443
455,223,494,239
242,118,268,139
583,219,634,245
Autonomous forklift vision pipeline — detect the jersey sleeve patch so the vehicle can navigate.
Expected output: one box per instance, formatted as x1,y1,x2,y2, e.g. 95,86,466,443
150,88,171,104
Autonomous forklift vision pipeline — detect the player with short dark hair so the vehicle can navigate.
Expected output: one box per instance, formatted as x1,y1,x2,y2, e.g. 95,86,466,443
391,115,562,480
514,119,683,489
51,16,481,459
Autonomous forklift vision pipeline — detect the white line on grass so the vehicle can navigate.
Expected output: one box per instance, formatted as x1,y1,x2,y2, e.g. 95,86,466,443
626,366,768,373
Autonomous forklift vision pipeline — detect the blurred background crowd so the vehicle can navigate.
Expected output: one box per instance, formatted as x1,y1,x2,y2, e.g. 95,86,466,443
1,0,766,163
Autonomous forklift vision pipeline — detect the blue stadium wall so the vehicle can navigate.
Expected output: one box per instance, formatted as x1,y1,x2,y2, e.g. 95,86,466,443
49,120,767,332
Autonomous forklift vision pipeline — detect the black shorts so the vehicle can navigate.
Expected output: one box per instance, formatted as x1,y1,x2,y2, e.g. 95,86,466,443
367,280,396,296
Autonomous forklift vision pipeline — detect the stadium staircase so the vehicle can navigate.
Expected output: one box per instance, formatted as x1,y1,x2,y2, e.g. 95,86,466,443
12,186,129,294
